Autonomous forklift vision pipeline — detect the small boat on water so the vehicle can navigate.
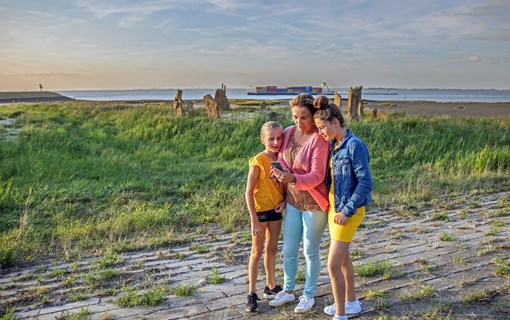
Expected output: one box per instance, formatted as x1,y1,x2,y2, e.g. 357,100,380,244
247,82,334,95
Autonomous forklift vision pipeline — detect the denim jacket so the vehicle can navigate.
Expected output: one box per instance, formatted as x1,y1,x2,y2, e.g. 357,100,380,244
325,129,373,217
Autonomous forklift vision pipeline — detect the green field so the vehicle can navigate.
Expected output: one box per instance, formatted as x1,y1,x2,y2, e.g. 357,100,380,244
1,101,509,268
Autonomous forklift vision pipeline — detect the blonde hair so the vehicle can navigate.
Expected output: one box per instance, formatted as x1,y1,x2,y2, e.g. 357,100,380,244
260,121,283,139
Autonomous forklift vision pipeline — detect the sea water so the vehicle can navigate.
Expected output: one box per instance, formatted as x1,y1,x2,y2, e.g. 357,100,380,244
58,88,510,103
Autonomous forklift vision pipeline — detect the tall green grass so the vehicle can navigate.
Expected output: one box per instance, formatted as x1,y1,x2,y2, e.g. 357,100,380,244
0,102,509,267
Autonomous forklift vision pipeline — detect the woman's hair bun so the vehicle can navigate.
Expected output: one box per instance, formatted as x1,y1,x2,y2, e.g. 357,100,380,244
313,95,329,110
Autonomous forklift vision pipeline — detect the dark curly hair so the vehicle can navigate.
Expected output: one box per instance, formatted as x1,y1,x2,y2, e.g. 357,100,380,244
313,95,345,127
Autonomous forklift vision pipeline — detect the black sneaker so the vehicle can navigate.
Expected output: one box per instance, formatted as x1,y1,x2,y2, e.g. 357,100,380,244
245,292,259,312
263,284,283,300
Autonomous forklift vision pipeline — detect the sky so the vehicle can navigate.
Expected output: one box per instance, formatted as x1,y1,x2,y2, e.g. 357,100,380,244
1,0,509,91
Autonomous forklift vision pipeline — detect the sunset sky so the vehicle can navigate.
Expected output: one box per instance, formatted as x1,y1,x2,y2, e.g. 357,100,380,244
1,0,509,91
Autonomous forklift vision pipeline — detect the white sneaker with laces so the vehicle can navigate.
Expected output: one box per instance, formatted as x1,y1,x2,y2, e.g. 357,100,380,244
268,291,295,307
323,299,362,315
294,295,315,313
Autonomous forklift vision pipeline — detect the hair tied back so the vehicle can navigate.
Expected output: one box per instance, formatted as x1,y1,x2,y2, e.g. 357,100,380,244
313,95,329,110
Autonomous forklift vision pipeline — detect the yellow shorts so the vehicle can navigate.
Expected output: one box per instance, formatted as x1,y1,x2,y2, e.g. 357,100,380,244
328,206,365,242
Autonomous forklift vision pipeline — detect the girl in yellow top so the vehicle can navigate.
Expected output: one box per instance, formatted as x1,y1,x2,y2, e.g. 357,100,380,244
245,121,286,312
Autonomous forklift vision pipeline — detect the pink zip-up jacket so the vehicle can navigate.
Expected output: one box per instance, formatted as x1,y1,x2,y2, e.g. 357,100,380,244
278,126,329,212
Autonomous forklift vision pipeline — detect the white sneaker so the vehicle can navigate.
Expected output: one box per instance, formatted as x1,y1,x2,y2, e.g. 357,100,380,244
345,299,362,314
294,295,315,313
268,291,295,307
324,303,336,316
323,299,362,315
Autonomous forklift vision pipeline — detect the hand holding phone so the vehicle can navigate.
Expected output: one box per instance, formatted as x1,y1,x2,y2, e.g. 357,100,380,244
270,161,283,171
270,161,283,179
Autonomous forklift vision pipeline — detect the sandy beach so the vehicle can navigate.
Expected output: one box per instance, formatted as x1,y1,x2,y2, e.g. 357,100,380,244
363,100,510,118
1,91,510,118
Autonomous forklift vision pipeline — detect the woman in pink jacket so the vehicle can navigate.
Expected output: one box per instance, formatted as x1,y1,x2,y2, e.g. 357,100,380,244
269,93,329,313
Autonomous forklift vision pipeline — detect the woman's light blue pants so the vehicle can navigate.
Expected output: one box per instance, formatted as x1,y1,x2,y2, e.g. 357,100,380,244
282,203,327,298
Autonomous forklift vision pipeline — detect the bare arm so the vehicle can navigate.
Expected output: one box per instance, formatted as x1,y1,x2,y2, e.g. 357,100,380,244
245,165,263,236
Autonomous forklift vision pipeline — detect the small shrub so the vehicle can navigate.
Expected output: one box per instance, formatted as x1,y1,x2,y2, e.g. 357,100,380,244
354,260,392,278
491,220,505,228
223,246,235,264
94,253,124,269
494,258,510,277
372,298,390,312
0,235,20,268
400,284,436,301
452,255,463,263
477,244,501,256
485,226,501,236
460,289,492,303
84,269,119,287
209,267,226,284
350,251,362,260
0,307,17,320
173,251,185,260
69,291,88,302
54,307,91,320
174,283,196,297
116,285,167,307
456,276,480,288
439,231,455,241
189,243,211,254
431,212,453,222
363,289,386,299
415,258,437,274
48,267,66,279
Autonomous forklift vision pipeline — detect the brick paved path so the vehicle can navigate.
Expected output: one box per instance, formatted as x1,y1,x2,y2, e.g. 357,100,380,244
2,192,509,319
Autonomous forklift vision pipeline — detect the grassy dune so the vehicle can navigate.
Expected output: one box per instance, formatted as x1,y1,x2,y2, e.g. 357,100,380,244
0,101,509,267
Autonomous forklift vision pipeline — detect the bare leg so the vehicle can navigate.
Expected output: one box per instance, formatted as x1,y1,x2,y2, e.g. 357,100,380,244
248,221,268,293
342,250,356,302
264,219,282,289
328,240,351,316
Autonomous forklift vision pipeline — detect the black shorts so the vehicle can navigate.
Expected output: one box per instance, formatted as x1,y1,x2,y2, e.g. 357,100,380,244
257,209,282,222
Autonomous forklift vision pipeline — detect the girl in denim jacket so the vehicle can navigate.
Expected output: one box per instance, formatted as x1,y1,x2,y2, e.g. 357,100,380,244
313,96,373,320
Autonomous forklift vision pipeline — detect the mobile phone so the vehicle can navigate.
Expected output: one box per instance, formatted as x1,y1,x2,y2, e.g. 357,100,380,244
270,161,283,171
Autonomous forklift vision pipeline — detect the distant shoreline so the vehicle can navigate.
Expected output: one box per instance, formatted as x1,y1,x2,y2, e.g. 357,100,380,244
0,91,74,103
1,91,510,118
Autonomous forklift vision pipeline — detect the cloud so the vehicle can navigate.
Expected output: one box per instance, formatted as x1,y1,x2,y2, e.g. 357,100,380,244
6,72,80,77
466,55,482,63
458,32,510,42
75,0,246,27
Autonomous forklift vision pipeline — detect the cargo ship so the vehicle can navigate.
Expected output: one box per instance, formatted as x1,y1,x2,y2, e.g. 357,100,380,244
247,82,334,95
